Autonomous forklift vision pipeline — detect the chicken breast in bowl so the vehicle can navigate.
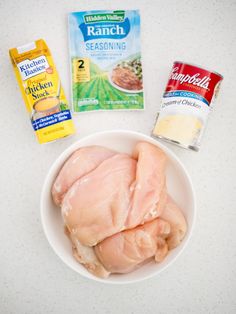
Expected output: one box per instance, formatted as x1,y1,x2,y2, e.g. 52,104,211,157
51,141,187,279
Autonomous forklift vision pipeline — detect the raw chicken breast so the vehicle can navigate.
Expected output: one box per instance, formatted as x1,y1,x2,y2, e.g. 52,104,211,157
50,142,188,278
161,196,187,249
62,154,137,246
52,146,115,206
65,227,110,278
95,218,170,274
126,142,167,227
62,142,167,247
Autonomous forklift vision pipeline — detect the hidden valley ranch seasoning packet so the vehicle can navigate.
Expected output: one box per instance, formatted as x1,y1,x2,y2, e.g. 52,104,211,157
68,10,144,112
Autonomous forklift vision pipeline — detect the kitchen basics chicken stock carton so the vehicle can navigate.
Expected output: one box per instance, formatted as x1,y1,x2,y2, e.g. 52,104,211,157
9,39,75,144
68,10,144,112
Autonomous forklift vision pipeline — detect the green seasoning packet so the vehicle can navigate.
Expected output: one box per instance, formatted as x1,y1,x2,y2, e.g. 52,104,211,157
68,10,144,112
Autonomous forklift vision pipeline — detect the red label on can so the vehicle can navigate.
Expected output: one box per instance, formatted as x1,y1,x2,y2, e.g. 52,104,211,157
166,62,223,104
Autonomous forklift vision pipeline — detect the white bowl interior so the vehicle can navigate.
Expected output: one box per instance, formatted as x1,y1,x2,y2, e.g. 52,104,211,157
41,130,196,284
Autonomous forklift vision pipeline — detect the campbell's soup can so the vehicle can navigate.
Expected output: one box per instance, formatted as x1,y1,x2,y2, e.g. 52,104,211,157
152,61,223,151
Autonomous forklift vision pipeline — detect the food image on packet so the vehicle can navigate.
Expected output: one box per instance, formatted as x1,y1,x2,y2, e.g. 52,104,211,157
68,10,144,112
9,39,75,144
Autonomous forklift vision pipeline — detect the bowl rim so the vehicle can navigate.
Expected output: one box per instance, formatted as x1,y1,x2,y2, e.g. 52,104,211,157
40,129,196,284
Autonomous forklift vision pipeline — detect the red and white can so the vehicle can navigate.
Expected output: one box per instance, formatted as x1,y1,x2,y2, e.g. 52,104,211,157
152,61,223,151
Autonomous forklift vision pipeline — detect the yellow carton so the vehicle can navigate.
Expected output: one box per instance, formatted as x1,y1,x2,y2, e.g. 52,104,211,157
9,39,75,144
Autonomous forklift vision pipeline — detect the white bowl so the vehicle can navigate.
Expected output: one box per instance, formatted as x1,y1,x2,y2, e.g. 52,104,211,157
41,130,196,284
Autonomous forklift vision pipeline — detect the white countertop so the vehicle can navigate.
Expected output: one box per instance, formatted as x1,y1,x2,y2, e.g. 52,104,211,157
1,0,236,313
